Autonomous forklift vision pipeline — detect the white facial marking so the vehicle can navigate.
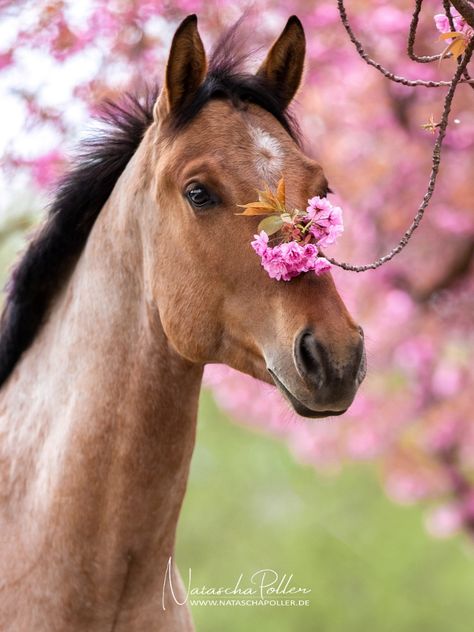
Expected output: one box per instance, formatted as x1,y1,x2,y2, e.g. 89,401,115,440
248,126,283,182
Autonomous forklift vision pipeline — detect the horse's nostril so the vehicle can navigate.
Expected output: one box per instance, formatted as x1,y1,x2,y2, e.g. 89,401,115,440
294,330,325,384
293,328,365,410
295,329,364,388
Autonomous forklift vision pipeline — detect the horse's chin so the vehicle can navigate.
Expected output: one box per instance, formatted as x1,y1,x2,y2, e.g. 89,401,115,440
268,369,348,419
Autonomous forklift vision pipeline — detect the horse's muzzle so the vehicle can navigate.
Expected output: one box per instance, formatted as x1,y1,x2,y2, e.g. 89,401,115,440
268,327,366,418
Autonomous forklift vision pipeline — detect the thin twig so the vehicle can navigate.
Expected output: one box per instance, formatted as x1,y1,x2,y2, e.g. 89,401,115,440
449,0,474,28
444,0,458,30
337,0,471,87
408,0,445,63
444,0,474,90
328,38,474,273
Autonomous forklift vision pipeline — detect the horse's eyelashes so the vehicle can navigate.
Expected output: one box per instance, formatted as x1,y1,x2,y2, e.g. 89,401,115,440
319,184,333,197
314,182,332,198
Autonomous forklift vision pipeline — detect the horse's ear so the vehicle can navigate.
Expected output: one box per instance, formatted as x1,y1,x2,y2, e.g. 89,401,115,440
154,14,207,121
256,16,306,109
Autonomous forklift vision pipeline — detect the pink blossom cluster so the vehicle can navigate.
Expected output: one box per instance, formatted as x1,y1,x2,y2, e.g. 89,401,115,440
434,8,474,37
250,196,343,281
251,232,331,281
305,196,344,247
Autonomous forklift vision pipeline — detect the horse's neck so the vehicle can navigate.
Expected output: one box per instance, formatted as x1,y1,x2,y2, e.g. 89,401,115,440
0,152,201,626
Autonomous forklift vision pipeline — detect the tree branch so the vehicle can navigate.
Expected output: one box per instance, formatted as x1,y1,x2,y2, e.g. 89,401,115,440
444,0,474,90
328,38,474,272
408,0,445,63
449,0,474,28
336,0,471,87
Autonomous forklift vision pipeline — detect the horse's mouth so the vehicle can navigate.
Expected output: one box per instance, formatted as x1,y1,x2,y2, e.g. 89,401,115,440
268,369,348,419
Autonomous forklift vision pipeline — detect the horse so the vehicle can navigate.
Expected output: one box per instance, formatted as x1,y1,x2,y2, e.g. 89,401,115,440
0,14,366,631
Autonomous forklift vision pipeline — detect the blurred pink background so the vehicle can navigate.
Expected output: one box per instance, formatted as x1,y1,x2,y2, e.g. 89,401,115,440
0,0,473,539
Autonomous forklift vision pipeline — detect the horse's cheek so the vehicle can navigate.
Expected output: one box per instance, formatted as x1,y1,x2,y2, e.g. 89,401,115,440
155,277,222,364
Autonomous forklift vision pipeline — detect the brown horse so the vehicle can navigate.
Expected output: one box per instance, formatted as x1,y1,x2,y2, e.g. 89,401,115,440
0,15,365,631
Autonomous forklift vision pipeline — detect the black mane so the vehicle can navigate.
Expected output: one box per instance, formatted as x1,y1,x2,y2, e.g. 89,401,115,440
0,22,300,387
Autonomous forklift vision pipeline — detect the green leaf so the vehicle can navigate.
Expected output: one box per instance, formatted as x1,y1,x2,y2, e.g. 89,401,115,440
258,215,284,236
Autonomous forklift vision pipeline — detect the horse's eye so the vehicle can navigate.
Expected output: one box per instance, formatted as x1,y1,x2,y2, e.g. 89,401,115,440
186,184,215,209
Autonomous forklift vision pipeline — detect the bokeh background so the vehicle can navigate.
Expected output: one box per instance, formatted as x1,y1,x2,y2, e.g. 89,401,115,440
0,1,473,630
